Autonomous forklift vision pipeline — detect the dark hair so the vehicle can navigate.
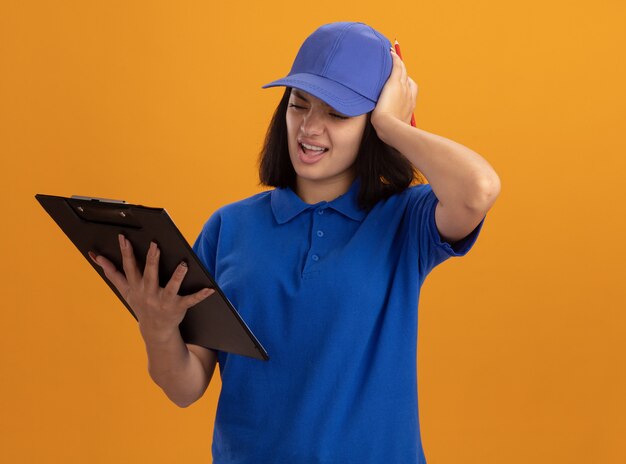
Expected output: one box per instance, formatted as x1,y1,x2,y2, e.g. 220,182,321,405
258,87,426,211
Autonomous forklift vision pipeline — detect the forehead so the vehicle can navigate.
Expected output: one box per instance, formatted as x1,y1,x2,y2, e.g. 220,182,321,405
290,89,334,110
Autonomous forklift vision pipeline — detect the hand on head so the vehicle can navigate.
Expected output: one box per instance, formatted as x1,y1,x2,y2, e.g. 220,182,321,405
371,47,418,131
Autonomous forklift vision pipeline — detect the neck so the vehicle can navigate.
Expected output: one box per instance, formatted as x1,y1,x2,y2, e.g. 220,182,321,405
296,173,356,204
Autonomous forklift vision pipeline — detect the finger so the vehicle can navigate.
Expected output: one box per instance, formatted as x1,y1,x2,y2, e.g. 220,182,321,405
119,234,142,287
389,49,403,79
179,288,215,310
409,77,418,101
398,57,408,85
88,251,130,297
390,47,408,84
162,261,190,301
143,241,160,292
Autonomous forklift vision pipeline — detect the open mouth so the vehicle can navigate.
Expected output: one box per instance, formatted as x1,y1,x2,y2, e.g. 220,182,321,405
299,142,329,155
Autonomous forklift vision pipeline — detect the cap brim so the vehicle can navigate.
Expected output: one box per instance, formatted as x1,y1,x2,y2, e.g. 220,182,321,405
261,73,375,117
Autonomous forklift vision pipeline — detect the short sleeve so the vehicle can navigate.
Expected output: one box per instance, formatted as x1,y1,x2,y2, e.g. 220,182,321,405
192,210,222,279
408,184,486,276
190,212,222,358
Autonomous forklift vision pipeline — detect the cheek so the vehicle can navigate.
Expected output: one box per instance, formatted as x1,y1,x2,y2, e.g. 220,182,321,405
285,116,298,150
286,110,302,131
339,127,365,153
285,115,293,134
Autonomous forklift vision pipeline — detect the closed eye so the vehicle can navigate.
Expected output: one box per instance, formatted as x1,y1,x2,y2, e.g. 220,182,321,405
288,103,349,120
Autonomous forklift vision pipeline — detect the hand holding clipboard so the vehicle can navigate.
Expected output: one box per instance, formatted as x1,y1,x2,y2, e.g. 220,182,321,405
36,193,268,361
88,234,215,338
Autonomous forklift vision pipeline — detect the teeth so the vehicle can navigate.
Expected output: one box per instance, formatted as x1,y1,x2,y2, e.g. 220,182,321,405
301,142,326,151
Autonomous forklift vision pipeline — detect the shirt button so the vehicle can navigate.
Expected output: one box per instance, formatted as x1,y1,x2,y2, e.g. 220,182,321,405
311,254,319,262
317,209,324,215
316,230,324,237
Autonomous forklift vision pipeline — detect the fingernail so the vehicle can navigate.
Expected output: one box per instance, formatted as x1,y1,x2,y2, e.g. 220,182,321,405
118,234,125,248
180,260,188,268
88,251,97,261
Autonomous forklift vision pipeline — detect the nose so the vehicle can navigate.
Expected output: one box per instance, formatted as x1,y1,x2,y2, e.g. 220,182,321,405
300,109,325,136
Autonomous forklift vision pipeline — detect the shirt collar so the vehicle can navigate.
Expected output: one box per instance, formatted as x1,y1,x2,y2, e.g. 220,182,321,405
271,177,366,224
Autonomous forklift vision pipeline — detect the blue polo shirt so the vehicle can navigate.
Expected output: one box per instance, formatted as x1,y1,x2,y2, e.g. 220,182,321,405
192,176,485,464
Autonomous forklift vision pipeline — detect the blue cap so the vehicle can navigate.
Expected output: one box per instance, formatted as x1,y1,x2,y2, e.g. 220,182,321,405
261,22,392,117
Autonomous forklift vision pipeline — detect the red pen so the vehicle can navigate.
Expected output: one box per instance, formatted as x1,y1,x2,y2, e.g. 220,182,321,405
393,39,416,127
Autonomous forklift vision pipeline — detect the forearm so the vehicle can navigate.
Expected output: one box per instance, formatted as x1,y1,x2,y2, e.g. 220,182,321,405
377,117,500,210
140,326,213,408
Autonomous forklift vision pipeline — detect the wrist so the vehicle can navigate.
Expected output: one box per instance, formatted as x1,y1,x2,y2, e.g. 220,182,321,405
138,323,181,345
371,114,403,146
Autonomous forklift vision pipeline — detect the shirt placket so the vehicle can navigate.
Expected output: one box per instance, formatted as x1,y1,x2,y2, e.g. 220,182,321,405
302,205,328,279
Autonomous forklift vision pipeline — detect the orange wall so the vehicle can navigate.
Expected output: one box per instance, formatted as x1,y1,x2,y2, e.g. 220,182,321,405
1,1,625,463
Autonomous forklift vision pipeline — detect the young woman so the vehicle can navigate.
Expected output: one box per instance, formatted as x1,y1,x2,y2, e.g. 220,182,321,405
90,21,500,464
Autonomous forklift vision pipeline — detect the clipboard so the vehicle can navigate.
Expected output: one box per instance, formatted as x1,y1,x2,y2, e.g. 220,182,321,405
35,193,269,361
